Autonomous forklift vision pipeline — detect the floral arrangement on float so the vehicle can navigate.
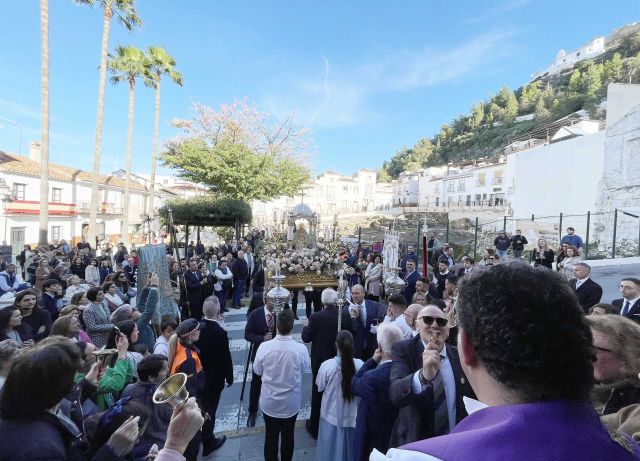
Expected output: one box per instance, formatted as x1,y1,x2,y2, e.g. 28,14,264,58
262,238,350,276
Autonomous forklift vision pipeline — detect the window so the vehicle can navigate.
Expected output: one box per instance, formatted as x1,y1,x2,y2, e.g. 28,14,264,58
457,181,465,192
354,186,359,194
477,173,485,186
51,226,62,241
447,182,455,192
343,186,349,193
327,186,336,201
51,188,62,203
97,222,106,240
12,183,25,200
493,170,503,185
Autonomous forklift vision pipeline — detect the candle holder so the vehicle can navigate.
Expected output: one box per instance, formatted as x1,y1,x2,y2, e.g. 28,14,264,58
336,271,348,331
266,264,291,333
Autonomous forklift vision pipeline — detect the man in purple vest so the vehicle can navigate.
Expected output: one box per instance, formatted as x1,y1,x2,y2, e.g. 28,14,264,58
372,260,640,460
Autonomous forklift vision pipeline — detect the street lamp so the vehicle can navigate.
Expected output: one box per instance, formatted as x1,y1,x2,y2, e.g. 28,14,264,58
0,179,14,243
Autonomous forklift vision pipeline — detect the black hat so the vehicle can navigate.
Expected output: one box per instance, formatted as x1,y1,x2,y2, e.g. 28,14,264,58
175,319,203,338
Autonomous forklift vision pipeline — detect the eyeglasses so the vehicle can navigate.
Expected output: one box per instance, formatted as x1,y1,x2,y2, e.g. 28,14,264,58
489,257,495,260
402,312,415,320
419,316,448,327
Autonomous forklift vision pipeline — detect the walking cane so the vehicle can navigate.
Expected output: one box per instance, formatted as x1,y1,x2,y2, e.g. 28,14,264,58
239,342,253,401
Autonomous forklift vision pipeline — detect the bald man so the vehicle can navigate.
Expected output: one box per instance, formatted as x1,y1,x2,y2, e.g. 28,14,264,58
349,284,384,360
388,305,475,447
404,303,423,337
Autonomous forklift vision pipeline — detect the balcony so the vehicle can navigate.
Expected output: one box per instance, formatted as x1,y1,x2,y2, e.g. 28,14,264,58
4,199,77,216
78,201,124,214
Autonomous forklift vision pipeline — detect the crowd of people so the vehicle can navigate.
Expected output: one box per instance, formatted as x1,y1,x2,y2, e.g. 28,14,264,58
0,224,640,461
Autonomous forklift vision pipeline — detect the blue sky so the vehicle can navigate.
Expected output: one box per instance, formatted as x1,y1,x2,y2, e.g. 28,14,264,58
0,1,637,176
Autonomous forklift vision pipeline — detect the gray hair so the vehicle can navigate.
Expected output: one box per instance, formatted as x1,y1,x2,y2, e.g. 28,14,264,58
321,288,338,306
377,323,403,354
574,263,591,274
111,304,133,323
203,296,220,319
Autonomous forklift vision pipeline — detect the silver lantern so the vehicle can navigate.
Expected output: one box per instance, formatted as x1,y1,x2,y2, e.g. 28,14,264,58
384,267,406,297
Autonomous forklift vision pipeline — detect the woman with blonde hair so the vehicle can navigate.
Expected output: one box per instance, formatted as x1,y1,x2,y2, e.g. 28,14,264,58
51,314,92,343
533,239,555,269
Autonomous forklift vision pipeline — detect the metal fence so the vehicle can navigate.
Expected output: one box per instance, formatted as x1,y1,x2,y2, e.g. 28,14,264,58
384,208,640,263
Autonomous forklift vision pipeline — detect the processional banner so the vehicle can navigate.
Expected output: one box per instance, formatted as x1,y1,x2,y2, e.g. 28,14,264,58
137,244,178,324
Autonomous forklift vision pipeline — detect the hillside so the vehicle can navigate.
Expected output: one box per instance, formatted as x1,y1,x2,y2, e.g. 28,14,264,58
379,23,640,181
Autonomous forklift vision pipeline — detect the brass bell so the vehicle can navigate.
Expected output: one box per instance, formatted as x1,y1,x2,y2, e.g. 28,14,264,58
153,372,189,409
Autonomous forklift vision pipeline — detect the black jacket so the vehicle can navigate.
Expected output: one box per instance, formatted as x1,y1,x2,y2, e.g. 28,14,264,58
196,319,234,393
612,298,640,324
301,306,353,370
511,235,528,251
388,335,475,447
570,278,603,313
245,305,273,361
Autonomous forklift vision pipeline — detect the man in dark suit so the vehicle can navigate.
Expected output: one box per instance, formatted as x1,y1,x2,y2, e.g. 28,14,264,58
231,250,249,308
400,245,419,275
348,284,384,361
402,260,419,305
389,304,474,447
184,260,205,319
612,277,640,324
244,292,276,427
570,263,603,313
352,322,404,461
195,296,232,451
301,288,353,438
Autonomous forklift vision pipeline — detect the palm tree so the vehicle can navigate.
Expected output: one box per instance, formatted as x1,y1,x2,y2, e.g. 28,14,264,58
76,0,141,249
145,47,183,220
38,0,50,246
107,45,149,246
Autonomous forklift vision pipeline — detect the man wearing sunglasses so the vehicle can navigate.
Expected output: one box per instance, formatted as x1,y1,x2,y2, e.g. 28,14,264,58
387,304,474,448
374,261,640,460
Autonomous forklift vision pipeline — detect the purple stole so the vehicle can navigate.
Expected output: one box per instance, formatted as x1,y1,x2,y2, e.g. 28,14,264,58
402,400,640,460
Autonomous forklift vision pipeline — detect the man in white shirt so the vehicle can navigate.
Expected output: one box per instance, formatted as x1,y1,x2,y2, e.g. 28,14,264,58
382,294,413,340
254,309,311,461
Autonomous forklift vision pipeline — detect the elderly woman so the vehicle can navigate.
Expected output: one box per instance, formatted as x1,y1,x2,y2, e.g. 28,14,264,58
558,245,583,281
34,258,51,291
65,275,87,302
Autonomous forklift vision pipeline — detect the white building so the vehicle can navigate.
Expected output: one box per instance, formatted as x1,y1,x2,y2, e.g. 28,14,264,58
531,36,605,81
419,161,508,209
251,168,393,226
393,171,420,206
0,145,175,254
111,170,208,200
